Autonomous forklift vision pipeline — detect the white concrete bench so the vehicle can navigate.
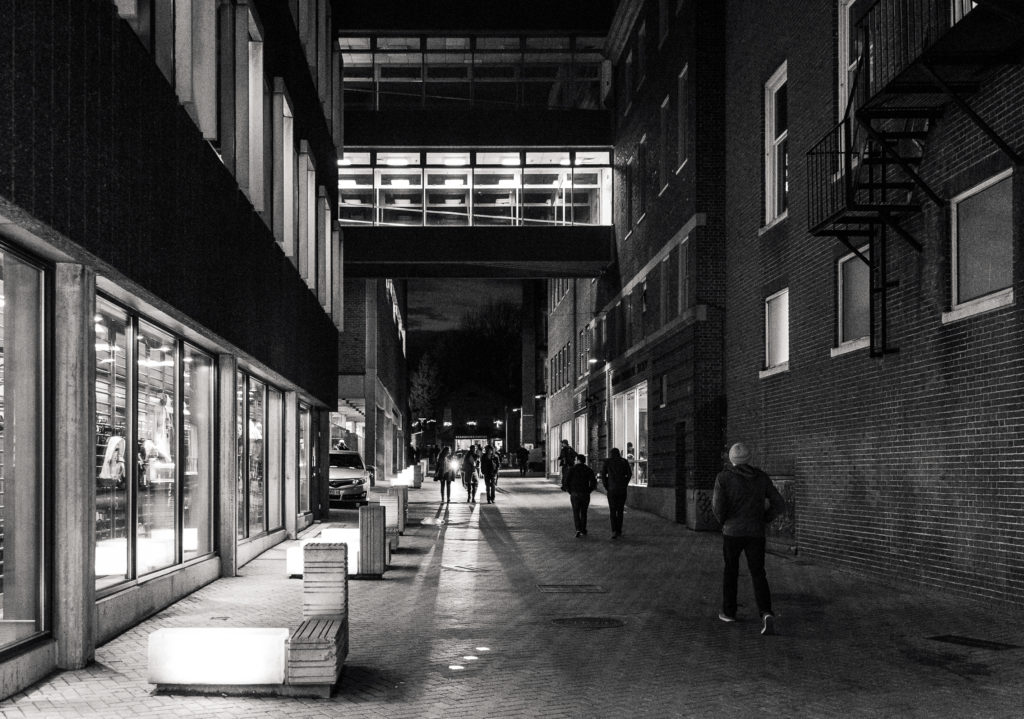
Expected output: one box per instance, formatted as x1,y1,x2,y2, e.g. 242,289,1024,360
148,627,289,690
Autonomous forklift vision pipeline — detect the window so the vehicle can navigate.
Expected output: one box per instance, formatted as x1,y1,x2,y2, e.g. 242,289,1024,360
677,66,689,171
625,157,635,230
0,248,47,647
95,306,216,586
764,62,788,224
949,170,1014,315
660,96,672,192
623,50,634,113
659,0,671,45
612,382,648,486
575,414,588,461
837,248,870,348
764,288,790,371
638,136,649,218
247,12,265,212
678,238,690,316
636,22,647,87
837,1,861,121
298,403,311,513
660,374,669,407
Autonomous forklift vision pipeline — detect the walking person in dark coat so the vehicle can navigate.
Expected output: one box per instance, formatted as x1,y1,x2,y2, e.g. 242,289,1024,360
558,439,576,484
561,453,597,537
461,446,480,502
434,446,455,503
712,442,787,635
516,445,530,476
601,447,632,539
481,445,500,503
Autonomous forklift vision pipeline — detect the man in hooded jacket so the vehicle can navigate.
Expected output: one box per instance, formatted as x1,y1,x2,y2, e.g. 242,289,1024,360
601,447,632,538
712,442,786,635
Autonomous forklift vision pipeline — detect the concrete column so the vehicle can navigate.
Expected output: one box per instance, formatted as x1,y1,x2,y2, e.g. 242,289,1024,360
316,407,331,518
217,354,238,577
284,391,298,537
53,264,95,668
363,280,379,484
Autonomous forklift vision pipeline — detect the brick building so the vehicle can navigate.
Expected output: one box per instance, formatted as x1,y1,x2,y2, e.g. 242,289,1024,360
723,0,1024,603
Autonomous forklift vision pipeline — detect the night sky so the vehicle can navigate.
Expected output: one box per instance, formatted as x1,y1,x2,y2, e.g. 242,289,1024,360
406,279,522,334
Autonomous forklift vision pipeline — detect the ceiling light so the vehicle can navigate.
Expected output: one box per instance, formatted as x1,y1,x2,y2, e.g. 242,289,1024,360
386,158,409,167
444,157,467,167
501,157,520,166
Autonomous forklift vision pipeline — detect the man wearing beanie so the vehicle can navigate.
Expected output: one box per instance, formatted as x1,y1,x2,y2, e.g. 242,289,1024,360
712,442,787,635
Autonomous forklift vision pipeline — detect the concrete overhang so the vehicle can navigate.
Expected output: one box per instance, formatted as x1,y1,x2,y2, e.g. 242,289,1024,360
343,108,613,148
342,225,613,278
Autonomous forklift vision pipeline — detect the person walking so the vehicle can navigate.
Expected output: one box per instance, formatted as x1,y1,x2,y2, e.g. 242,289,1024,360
461,446,480,502
712,442,787,635
561,453,597,537
481,445,500,503
516,445,530,476
434,446,455,503
558,439,575,484
601,447,632,539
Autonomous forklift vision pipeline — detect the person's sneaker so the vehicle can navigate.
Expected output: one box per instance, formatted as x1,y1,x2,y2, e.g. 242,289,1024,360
761,613,776,635
575,530,583,538
718,612,737,623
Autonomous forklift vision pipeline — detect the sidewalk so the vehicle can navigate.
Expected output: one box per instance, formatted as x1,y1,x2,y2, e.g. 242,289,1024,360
3,471,1023,718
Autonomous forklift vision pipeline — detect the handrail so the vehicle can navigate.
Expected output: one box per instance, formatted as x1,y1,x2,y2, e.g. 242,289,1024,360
858,0,957,96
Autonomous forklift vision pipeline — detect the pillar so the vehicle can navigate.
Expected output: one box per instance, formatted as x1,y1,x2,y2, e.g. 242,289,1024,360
217,354,238,577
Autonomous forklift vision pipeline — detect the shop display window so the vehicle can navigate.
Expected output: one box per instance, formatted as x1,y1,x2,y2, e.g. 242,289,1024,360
612,382,648,486
136,321,178,575
247,378,266,536
0,249,47,649
96,298,216,590
299,404,311,513
266,388,283,529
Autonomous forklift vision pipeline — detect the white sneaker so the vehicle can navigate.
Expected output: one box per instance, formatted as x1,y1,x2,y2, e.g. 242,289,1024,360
718,612,737,623
761,613,776,635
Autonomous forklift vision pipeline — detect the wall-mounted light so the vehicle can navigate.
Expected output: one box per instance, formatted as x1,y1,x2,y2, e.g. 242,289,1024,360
467,420,477,426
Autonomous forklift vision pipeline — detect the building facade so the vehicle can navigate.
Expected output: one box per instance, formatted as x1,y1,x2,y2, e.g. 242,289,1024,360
0,0,343,698
724,0,1024,603
544,0,728,529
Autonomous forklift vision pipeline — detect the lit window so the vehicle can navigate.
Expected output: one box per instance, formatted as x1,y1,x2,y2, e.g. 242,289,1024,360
764,288,789,370
612,383,648,485
951,170,1013,308
764,62,788,224
838,248,870,346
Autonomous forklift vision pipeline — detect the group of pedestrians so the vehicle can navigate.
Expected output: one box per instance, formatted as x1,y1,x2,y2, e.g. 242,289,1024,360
433,443,501,503
557,437,786,636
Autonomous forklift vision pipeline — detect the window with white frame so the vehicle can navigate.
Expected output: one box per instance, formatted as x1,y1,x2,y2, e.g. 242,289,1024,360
837,0,860,122
764,288,789,370
764,62,788,224
612,382,648,485
676,66,689,171
838,248,870,347
951,170,1013,310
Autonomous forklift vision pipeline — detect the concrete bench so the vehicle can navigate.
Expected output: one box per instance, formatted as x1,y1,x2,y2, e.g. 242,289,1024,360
286,617,348,698
148,627,289,691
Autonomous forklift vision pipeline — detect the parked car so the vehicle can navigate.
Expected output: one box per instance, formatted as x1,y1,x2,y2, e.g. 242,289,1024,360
328,450,370,507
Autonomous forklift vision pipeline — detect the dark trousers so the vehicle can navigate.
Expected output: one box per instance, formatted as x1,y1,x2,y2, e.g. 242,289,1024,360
607,490,627,533
439,479,452,502
721,535,773,617
570,492,591,532
484,475,497,502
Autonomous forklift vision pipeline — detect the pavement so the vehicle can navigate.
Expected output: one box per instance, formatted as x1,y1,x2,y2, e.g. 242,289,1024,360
3,470,1024,718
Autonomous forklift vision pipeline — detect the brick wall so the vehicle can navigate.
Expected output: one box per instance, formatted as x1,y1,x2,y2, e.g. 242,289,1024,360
724,0,1024,605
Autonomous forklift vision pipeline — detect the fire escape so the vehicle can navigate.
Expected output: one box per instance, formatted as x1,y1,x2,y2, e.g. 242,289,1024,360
807,0,1024,355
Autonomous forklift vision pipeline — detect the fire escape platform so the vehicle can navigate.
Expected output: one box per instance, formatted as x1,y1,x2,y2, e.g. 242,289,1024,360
342,225,614,278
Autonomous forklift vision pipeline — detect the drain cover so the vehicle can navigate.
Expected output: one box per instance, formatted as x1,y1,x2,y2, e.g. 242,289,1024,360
538,584,607,593
928,635,1022,651
552,617,624,629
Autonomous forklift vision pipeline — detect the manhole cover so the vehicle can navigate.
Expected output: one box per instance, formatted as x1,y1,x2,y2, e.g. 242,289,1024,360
929,635,1022,651
442,564,490,572
538,584,607,593
552,617,624,629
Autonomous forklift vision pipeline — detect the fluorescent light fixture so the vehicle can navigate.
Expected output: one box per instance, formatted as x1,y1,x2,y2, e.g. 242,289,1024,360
501,157,520,166
386,159,409,167
444,157,467,167
444,179,465,186
497,179,518,188
391,179,411,187
339,179,357,187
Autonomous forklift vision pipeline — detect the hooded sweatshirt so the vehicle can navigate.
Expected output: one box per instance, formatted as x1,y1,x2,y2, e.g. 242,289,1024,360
712,463,786,537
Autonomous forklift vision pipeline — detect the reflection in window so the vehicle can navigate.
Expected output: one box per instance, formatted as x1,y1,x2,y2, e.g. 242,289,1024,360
136,321,177,575
248,378,266,536
236,372,246,538
96,300,130,589
183,346,213,559
838,249,870,345
0,249,46,647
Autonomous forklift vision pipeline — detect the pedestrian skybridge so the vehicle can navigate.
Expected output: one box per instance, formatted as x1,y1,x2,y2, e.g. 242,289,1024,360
340,149,614,278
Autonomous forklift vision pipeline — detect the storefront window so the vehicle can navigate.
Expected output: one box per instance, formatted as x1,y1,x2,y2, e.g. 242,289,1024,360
612,382,648,485
0,249,46,647
266,388,283,530
96,299,130,589
247,378,266,536
235,372,246,538
136,321,178,575
299,404,310,513
182,346,213,559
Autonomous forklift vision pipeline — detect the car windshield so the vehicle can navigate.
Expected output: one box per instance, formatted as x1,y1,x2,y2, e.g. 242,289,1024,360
330,453,364,469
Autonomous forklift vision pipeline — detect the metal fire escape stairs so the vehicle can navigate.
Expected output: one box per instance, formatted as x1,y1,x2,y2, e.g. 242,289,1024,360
807,0,1024,356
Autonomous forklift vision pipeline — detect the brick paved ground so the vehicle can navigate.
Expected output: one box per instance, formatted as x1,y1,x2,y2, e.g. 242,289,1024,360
3,471,1024,718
